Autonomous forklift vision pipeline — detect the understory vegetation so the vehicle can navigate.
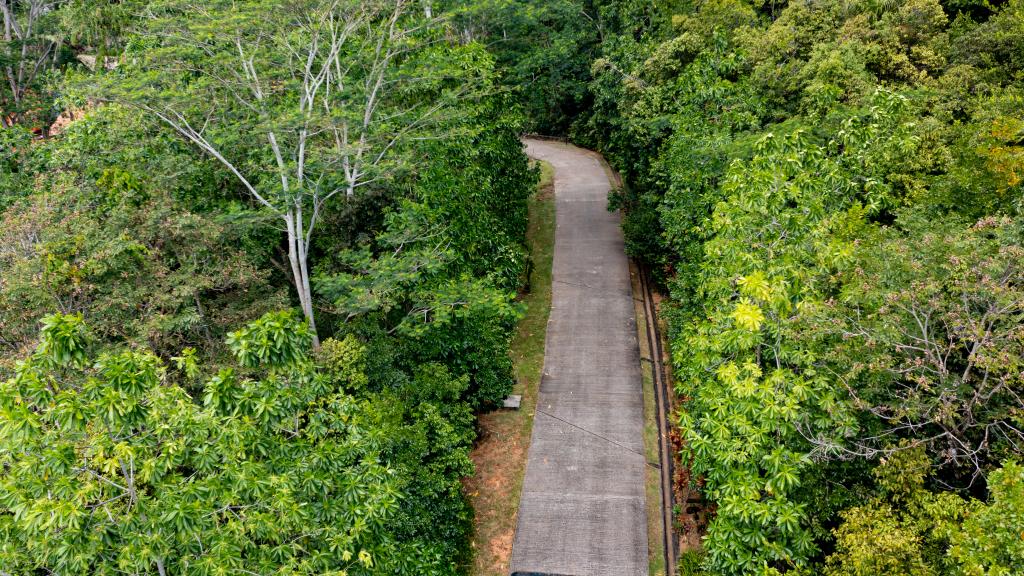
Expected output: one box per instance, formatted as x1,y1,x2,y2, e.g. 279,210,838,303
465,159,555,576
477,0,1024,574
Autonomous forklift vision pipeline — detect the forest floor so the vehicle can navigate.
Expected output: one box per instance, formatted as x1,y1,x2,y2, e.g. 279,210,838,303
465,160,555,576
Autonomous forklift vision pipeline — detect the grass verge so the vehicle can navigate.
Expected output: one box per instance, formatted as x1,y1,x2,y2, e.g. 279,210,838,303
464,159,555,576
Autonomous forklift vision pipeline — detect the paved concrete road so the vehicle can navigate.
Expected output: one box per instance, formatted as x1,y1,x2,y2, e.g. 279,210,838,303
510,139,648,576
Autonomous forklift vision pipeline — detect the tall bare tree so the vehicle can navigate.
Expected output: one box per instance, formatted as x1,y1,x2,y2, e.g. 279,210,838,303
1,0,58,126
99,0,489,345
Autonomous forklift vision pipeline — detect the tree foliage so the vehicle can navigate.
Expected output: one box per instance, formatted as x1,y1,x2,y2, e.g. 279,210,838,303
0,312,408,574
9,0,1023,572
83,0,496,343
1,1,538,573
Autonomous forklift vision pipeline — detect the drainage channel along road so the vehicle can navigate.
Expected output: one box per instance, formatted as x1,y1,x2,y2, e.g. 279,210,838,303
638,264,678,576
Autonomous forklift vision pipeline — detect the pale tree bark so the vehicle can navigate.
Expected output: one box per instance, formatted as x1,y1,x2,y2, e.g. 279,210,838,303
1,0,57,122
797,261,1024,488
128,0,473,348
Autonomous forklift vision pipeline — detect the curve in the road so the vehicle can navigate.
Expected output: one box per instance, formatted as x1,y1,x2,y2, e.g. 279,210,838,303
510,139,648,576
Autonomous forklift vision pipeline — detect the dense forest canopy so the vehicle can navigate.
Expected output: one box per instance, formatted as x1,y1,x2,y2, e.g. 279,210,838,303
2,0,1023,574
2,1,534,573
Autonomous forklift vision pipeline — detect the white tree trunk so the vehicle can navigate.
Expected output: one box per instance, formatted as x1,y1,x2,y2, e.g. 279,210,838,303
134,0,474,353
285,210,320,348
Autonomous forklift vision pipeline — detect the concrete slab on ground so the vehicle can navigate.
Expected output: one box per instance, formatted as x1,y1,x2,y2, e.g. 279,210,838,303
510,139,648,576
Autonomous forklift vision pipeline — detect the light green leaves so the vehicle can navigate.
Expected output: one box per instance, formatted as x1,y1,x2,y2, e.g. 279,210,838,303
737,271,773,301
36,313,90,368
950,461,1024,574
226,310,311,369
671,100,865,576
0,316,404,575
731,298,765,331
